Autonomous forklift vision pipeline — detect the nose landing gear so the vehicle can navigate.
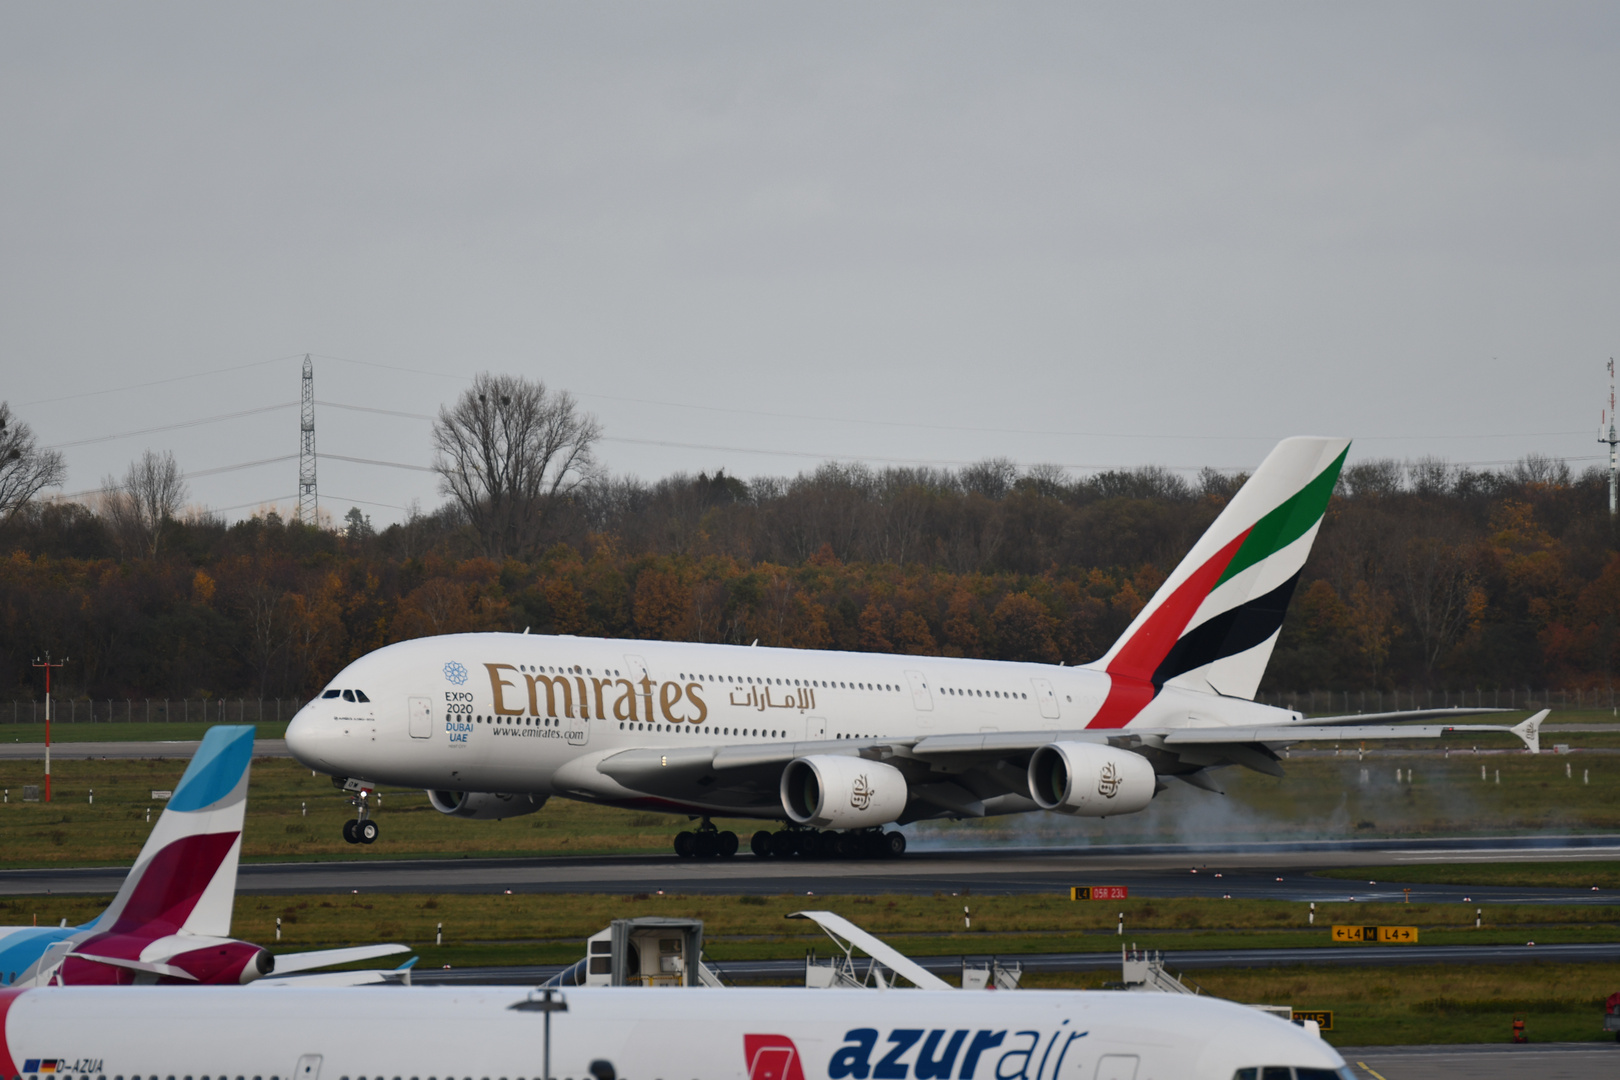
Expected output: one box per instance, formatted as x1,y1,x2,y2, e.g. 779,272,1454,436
673,818,738,859
335,777,380,845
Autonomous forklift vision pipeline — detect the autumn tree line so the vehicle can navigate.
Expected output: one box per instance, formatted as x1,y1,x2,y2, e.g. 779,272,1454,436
0,376,1616,701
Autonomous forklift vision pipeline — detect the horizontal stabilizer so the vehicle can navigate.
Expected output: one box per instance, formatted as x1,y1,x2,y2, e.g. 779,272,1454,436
259,969,392,987
271,943,410,975
66,952,197,980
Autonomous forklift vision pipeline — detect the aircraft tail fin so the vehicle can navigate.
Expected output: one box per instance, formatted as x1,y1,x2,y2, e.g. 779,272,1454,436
1086,437,1350,725
92,725,255,939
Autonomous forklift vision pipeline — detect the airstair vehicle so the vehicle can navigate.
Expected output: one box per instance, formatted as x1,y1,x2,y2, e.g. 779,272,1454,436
543,918,727,988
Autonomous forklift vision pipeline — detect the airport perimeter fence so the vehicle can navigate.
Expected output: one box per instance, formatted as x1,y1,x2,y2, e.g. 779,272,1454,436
0,698,309,725
1254,687,1618,715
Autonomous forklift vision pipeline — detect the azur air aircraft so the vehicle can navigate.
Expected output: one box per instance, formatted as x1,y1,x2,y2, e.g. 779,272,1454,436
0,726,403,987
286,437,1542,858
0,982,1355,1080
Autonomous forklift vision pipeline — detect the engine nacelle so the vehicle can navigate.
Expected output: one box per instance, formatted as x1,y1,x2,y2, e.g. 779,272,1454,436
426,790,547,820
780,755,908,829
1027,742,1156,817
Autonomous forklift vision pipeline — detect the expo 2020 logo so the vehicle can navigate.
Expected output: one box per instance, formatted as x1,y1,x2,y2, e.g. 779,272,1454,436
443,661,469,686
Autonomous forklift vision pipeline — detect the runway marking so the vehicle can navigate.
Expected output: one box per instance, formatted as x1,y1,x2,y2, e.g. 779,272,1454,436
1355,1063,1388,1080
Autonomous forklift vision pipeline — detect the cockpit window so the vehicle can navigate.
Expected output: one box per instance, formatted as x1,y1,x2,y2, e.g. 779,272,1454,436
354,690,370,703
322,690,341,699
342,690,356,702
1236,1070,1348,1080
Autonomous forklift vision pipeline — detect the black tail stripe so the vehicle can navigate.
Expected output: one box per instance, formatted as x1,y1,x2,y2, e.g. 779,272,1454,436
1151,571,1302,689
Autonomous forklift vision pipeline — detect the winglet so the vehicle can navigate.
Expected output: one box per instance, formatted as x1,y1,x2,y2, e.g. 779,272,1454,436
1512,710,1546,755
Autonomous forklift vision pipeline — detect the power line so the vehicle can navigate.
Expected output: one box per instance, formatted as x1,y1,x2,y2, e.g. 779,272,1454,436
321,452,436,473
43,402,297,449
21,353,304,407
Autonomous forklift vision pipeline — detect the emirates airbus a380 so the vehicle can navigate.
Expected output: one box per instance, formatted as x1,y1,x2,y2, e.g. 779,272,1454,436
285,438,1541,858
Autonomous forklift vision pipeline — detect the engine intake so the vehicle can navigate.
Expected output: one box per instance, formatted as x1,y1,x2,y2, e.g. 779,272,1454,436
427,790,547,820
780,755,908,829
1027,742,1155,817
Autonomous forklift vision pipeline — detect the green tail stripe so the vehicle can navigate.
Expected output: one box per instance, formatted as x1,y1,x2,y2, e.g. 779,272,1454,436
1215,445,1349,588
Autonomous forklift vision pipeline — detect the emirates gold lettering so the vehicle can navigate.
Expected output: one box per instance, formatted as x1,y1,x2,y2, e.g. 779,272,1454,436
488,662,706,724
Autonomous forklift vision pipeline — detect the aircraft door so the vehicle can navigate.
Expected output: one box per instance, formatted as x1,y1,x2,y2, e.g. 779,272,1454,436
408,696,432,739
1094,1055,1138,1080
295,1056,322,1080
904,669,933,711
1030,677,1060,720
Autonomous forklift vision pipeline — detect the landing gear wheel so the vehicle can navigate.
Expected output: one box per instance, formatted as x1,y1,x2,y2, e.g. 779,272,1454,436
882,831,907,858
693,830,719,858
718,831,739,857
674,831,696,858
751,830,774,857
357,820,379,844
770,830,798,858
813,831,840,859
342,819,359,844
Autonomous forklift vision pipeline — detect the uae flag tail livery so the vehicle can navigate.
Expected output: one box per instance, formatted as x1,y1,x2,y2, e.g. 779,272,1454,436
1085,436,1350,728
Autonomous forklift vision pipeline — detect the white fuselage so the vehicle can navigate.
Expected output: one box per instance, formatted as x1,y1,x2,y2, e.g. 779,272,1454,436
285,633,1291,818
1,985,1349,1080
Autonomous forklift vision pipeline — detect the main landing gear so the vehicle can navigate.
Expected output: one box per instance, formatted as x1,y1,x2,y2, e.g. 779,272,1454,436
749,826,905,860
673,818,739,859
336,777,380,845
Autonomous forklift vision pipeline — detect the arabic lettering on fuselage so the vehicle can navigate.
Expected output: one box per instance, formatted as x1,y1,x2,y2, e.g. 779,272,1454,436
728,684,816,713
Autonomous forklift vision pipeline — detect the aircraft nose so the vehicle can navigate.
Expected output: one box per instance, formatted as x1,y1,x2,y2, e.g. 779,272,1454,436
285,703,333,770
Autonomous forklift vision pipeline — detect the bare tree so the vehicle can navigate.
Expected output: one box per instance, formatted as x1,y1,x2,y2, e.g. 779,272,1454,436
432,373,602,559
102,450,187,557
0,402,66,526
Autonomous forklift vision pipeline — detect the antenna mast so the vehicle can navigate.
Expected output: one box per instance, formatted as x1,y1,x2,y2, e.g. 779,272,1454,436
298,354,318,524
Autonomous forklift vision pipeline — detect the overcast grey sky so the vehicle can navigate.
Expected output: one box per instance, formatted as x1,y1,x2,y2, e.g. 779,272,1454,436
3,2,1616,524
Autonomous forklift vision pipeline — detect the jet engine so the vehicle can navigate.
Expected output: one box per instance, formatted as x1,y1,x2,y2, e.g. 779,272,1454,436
426,790,547,820
780,755,908,829
1027,742,1156,817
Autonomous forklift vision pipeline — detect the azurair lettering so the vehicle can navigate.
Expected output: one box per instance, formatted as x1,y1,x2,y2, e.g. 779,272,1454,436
875,1030,923,1079
828,1029,1084,1080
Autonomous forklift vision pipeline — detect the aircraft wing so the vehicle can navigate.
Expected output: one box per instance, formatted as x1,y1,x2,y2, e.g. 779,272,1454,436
586,712,1541,818
1161,711,1544,754
1296,707,1512,725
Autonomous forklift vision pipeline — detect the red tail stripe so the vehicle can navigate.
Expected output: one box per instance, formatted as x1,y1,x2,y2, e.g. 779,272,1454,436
1089,528,1250,728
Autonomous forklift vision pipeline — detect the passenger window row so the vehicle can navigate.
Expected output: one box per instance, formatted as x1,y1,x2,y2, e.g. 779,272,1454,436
941,687,1029,701
680,673,901,693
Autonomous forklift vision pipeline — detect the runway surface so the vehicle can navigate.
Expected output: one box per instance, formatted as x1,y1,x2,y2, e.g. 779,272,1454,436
403,941,1620,987
4,835,1616,903
1339,1043,1617,1080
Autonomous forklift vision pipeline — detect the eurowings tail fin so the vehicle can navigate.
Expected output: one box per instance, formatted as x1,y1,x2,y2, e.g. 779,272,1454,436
91,725,255,939
1085,437,1350,725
